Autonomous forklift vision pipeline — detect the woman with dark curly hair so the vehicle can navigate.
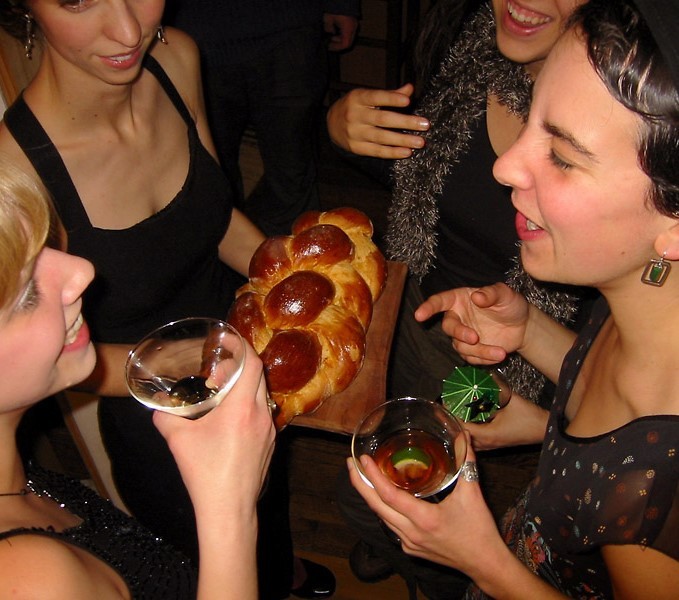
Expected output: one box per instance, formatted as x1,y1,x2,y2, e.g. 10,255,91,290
350,1,679,597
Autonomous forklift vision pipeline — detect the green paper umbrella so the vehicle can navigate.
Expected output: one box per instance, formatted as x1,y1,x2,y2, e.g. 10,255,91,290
441,366,505,423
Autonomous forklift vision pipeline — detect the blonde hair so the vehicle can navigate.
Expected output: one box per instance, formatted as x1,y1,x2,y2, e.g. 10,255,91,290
0,156,52,310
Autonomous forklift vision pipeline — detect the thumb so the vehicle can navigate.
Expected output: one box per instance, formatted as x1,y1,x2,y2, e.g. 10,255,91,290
470,285,503,309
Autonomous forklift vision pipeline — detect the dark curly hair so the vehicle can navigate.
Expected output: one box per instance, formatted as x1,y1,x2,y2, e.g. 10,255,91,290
570,0,679,217
0,1,32,42
412,0,483,96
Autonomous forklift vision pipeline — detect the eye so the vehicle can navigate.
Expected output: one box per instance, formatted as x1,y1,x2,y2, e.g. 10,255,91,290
549,149,573,171
15,280,41,312
59,0,91,12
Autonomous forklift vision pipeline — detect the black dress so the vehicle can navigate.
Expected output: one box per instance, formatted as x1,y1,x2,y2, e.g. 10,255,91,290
4,56,294,598
0,465,197,599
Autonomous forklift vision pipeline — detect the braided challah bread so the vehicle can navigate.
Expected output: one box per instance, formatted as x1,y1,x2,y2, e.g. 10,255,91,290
227,207,387,429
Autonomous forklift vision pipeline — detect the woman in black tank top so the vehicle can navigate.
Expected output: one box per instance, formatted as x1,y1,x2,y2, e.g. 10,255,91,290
0,2,327,598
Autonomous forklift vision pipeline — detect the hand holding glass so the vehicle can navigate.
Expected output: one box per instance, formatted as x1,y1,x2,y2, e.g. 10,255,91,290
352,397,467,498
126,317,246,419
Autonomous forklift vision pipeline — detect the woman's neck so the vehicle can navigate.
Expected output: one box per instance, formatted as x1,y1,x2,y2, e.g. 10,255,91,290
27,52,141,133
0,418,27,495
597,283,679,411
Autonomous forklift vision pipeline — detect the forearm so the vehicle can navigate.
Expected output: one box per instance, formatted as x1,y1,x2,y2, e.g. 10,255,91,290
196,511,259,600
76,342,132,397
469,543,569,600
518,304,577,384
219,209,265,276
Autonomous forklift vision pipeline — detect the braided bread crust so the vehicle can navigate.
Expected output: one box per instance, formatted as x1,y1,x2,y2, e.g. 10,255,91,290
227,208,387,428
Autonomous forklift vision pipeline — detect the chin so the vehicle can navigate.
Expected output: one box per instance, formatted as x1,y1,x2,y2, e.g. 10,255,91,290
496,38,550,67
60,347,97,390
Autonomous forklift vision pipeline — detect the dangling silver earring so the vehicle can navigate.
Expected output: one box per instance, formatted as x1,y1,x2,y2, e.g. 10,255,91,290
157,25,167,44
641,252,671,286
24,13,35,60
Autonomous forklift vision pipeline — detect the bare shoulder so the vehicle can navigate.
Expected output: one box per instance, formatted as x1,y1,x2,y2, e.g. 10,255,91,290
0,534,129,599
148,27,202,116
603,544,679,599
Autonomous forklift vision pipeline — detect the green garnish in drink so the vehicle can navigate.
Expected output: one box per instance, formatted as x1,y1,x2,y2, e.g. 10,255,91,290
390,446,432,471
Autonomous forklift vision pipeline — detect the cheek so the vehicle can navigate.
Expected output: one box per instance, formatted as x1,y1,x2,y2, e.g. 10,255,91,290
40,21,93,56
139,1,165,26
0,341,57,403
557,0,586,19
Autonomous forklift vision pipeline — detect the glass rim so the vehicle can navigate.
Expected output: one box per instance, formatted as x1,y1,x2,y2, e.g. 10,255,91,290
124,317,245,416
351,396,467,498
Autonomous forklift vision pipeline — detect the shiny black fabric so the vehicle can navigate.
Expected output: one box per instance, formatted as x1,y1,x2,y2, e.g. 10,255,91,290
0,465,197,599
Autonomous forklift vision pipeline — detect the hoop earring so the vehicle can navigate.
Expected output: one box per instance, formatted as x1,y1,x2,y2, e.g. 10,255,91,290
157,25,167,44
641,252,671,286
24,13,35,60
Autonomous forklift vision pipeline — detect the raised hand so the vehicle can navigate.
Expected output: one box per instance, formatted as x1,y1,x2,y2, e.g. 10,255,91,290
415,284,530,365
326,85,430,158
153,341,275,517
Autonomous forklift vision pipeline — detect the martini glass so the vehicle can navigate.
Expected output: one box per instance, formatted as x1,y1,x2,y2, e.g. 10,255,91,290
352,397,467,499
126,317,246,419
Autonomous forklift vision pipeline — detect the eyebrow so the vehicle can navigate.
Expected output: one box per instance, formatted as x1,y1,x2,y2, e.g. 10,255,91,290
542,121,599,163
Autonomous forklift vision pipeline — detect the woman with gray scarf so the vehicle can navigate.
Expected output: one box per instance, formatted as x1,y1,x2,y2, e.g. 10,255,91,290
329,1,590,598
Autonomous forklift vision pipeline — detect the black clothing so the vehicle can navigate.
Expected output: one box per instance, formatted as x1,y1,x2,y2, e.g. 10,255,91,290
165,0,360,64
165,0,360,235
4,56,293,599
0,465,197,599
487,299,679,598
420,114,516,297
3,56,243,343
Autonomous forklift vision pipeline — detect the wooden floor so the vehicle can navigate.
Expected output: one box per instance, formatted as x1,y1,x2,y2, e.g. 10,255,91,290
30,127,538,599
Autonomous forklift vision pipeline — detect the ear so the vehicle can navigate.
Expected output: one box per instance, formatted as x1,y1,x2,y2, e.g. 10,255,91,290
655,218,679,261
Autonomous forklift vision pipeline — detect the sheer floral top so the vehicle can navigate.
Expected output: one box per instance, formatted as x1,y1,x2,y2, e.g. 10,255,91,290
467,298,679,598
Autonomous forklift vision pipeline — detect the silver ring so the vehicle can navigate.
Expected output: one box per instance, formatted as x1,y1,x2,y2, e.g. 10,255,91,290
266,395,277,412
461,461,479,483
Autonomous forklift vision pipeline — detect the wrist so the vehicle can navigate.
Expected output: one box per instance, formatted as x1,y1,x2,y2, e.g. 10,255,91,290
517,303,540,356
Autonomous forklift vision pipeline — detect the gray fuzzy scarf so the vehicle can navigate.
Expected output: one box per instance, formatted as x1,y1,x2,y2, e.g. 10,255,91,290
386,3,579,402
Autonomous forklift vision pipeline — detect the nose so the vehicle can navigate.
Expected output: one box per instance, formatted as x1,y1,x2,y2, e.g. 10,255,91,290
492,127,533,197
105,0,144,48
60,252,95,307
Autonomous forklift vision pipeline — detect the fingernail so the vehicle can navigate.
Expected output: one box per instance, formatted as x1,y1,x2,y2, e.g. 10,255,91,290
418,119,430,129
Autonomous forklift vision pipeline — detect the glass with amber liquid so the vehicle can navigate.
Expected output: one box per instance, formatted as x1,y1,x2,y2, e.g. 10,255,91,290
352,397,467,498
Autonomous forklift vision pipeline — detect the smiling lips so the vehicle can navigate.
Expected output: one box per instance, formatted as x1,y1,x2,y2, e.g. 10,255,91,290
102,47,142,70
515,212,544,241
507,0,551,28
65,313,84,346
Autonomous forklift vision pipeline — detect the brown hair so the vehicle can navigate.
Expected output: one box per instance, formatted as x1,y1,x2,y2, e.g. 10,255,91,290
0,1,31,42
570,0,679,216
